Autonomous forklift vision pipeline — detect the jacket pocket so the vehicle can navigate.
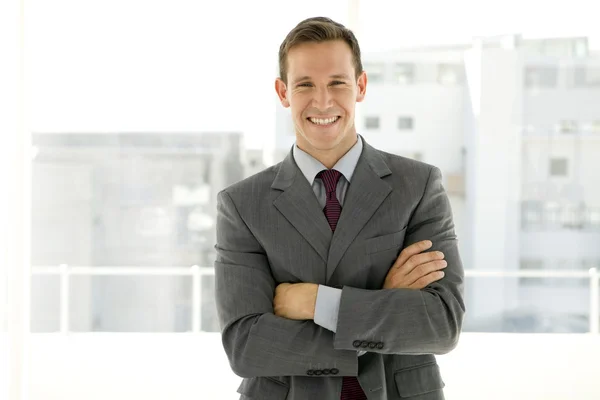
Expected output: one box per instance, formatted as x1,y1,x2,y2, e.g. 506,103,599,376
394,363,445,398
236,376,290,399
364,227,407,255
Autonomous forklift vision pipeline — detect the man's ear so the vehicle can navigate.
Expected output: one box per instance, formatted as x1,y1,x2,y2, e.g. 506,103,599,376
356,71,367,103
275,78,290,108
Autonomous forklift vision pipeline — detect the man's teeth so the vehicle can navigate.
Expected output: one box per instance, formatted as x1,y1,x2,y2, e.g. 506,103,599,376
309,116,339,125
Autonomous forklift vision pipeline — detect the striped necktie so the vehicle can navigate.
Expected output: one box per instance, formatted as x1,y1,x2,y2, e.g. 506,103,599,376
317,169,367,400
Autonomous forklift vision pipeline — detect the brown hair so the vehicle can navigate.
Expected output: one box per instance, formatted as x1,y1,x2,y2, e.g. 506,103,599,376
278,17,363,84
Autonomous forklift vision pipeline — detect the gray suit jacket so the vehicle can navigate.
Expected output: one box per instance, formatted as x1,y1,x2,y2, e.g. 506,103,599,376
215,139,465,400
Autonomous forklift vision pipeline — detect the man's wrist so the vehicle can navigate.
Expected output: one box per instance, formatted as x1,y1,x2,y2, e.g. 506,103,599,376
306,283,318,320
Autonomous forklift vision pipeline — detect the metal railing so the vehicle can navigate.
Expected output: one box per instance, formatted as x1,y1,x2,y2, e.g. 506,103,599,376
465,268,599,334
30,266,600,335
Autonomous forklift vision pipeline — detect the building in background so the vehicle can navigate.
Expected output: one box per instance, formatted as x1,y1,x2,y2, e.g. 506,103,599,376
466,35,600,332
30,132,262,333
274,34,600,332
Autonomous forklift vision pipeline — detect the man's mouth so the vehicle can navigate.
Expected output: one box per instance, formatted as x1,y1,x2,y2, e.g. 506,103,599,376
307,116,341,126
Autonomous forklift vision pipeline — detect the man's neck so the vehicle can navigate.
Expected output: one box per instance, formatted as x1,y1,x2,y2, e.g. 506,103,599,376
298,134,358,169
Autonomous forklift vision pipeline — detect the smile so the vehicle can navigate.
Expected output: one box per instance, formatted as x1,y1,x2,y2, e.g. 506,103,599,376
307,116,341,126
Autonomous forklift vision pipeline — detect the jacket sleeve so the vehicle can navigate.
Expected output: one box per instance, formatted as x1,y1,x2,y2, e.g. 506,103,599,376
214,190,358,378
333,166,466,355
314,285,366,356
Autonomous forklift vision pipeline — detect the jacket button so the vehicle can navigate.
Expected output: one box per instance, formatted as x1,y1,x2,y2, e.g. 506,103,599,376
322,369,330,375
352,340,361,348
360,341,369,348
376,342,384,349
368,342,377,349
314,370,323,375
307,369,314,375
330,368,339,375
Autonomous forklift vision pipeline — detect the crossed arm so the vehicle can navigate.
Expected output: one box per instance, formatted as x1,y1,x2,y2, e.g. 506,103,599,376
214,167,465,378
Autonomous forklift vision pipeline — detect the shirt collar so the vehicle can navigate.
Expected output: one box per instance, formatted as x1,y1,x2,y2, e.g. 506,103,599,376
293,134,363,185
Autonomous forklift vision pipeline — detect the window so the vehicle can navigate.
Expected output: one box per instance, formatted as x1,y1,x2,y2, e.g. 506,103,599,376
393,63,414,84
521,200,543,229
519,259,544,285
574,66,600,87
589,208,600,229
398,117,414,130
544,202,562,227
590,121,600,134
364,62,385,83
557,120,578,134
574,39,588,57
365,116,380,130
549,158,568,177
437,64,464,85
524,66,558,89
582,259,600,270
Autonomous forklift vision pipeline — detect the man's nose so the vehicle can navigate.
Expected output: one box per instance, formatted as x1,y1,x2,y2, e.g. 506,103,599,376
311,87,334,110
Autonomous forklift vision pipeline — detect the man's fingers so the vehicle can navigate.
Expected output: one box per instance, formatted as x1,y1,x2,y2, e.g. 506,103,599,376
404,259,448,286
394,249,445,278
400,251,446,276
393,240,433,269
409,270,446,289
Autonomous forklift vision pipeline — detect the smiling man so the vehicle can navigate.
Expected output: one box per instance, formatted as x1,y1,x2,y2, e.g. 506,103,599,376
277,38,363,170
215,17,465,400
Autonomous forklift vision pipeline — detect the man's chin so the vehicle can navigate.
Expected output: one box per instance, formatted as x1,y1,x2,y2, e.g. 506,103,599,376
306,134,342,150
305,125,343,141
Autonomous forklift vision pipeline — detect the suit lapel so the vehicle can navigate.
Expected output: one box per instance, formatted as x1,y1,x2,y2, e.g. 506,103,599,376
271,140,393,278
272,151,332,263
326,141,392,281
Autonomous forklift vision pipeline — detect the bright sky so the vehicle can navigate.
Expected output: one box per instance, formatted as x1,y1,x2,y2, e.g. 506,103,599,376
27,0,600,149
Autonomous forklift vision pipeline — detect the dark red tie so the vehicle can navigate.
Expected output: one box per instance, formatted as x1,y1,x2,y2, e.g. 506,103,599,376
317,169,367,400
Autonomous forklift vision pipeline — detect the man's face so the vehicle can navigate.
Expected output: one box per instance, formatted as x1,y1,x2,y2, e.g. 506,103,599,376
275,40,367,155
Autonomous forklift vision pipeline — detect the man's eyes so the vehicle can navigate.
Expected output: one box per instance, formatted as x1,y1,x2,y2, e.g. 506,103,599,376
297,81,345,87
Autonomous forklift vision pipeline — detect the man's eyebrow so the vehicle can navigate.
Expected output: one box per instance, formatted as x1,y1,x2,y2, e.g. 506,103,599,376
291,74,351,84
330,74,351,80
292,76,312,84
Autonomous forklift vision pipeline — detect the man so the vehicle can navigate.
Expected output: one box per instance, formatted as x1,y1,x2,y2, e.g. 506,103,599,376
215,16,465,400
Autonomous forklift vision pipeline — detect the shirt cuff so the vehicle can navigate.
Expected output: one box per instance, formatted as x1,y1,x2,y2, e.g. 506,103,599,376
313,285,342,333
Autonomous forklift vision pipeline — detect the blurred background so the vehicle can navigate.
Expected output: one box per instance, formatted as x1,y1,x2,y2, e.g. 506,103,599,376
2,0,600,399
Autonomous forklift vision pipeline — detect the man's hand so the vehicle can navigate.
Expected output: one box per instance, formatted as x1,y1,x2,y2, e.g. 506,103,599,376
383,240,447,289
273,282,319,320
